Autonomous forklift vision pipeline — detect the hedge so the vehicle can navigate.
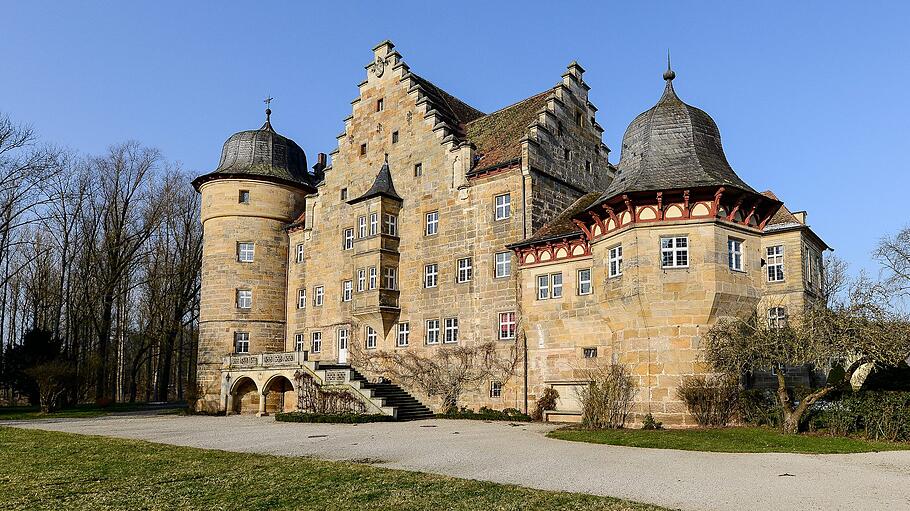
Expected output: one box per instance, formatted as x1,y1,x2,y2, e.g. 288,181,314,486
436,407,532,422
274,412,397,424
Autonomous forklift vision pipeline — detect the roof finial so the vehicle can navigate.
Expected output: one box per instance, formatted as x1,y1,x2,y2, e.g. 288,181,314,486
663,50,676,82
263,95,273,122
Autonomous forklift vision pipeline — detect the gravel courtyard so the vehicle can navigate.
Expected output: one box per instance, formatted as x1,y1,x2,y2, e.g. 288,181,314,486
5,414,910,511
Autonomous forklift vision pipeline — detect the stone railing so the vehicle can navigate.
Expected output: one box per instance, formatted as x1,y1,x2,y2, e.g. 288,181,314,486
223,350,308,370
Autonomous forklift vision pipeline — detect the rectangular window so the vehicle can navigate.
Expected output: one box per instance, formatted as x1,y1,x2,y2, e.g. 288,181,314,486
490,380,503,398
314,286,324,307
609,245,623,278
381,267,396,290
391,131,399,144
237,242,254,262
369,213,378,236
342,280,352,302
424,264,438,288
767,245,785,282
360,143,367,156
238,190,250,204
365,326,378,349
294,333,305,352
384,213,398,236
426,319,440,345
357,268,366,292
425,211,438,236
297,288,306,309
537,274,550,300
494,193,511,220
583,347,598,359
728,238,744,271
494,252,511,278
296,243,305,263
661,236,689,268
343,228,354,250
456,257,473,283
396,322,410,347
804,245,822,288
358,216,367,238
444,317,459,344
563,147,571,161
551,272,563,298
236,289,252,309
414,162,423,177
376,98,384,111
369,267,377,290
338,328,349,354
311,331,322,353
768,307,787,329
585,160,591,172
234,332,249,353
578,268,592,295
498,312,516,340
340,188,348,201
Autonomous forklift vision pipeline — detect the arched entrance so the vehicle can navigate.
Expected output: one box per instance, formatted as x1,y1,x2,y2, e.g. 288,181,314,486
229,376,260,415
263,375,296,414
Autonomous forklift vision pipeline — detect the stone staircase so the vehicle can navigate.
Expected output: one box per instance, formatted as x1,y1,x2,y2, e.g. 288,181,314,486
315,363,435,421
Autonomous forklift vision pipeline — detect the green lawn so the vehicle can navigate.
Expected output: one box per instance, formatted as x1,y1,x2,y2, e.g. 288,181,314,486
547,426,910,454
0,403,179,421
0,427,666,511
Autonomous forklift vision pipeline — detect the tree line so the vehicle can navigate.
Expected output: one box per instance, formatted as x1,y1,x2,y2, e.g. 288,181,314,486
0,113,202,410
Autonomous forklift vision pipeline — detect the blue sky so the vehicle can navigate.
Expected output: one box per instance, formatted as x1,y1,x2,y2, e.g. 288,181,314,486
2,1,908,275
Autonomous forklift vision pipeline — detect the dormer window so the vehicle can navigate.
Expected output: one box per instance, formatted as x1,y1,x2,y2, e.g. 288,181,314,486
238,190,250,204
376,98,384,112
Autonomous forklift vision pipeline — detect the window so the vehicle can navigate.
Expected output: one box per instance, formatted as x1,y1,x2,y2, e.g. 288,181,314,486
396,322,410,347
338,328,349,354
383,267,397,290
296,243,305,263
340,188,348,201
768,307,787,329
376,98,384,112
369,213,378,236
314,286,324,307
728,238,744,271
498,312,516,340
234,332,249,353
661,236,689,268
236,289,252,309
368,267,377,290
311,331,322,353
297,289,306,309
414,162,422,177
238,190,250,204
770,363,785,376
767,245,784,282
585,160,591,172
444,317,459,343
575,110,583,126
494,193,511,220
343,228,354,250
384,213,398,236
360,143,367,156
357,268,366,292
365,326,377,349
537,274,550,300
551,273,563,298
609,245,623,277
563,147,571,161
425,211,438,236
804,244,822,288
237,242,254,262
342,280,353,302
494,252,511,278
426,319,440,345
583,347,598,359
456,257,472,283
490,381,503,398
358,216,367,238
424,264,438,288
294,334,305,352
391,131,399,144
578,268,592,295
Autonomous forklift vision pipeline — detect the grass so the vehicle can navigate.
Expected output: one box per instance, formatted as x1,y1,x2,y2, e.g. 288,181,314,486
0,402,178,421
547,426,910,454
0,426,667,511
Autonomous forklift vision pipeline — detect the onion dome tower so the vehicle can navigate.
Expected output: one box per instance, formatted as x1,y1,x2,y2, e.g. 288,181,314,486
193,107,315,413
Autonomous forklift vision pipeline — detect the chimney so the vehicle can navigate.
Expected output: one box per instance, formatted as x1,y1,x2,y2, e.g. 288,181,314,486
792,211,807,224
312,152,327,181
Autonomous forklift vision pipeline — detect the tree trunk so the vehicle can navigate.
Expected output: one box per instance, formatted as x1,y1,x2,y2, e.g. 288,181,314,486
95,289,114,400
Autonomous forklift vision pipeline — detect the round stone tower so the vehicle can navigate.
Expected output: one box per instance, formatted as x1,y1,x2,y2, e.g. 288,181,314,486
192,108,315,412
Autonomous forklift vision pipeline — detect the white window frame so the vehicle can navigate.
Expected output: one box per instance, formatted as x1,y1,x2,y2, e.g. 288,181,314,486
314,286,324,307
768,307,787,329
343,228,354,250
424,263,438,288
358,216,367,238
577,268,592,295
294,333,305,352
426,211,438,236
494,252,511,278
338,328,349,353
728,238,744,272
384,213,398,236
396,322,410,347
426,319,440,345
342,280,353,302
767,245,784,282
537,274,550,300
661,236,689,268
368,267,377,290
369,213,378,236
234,332,249,353
366,326,378,349
494,193,511,220
295,243,305,263
311,331,322,353
490,380,503,398
237,242,254,262
383,267,397,290
444,317,459,344
357,268,366,292
498,311,516,340
608,245,623,278
551,272,563,298
456,257,472,283
236,289,252,309
414,162,422,177
297,288,306,309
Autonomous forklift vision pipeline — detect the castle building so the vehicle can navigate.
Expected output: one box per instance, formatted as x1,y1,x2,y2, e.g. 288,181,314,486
193,41,827,425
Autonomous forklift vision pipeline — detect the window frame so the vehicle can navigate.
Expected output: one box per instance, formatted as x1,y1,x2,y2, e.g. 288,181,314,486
295,243,305,263
583,347,598,359
425,211,439,236
767,245,785,282
342,280,353,302
608,245,623,278
343,228,354,250
358,216,367,238
444,317,459,344
425,319,440,345
661,236,689,269
728,238,744,272
498,311,516,340
237,242,255,263
313,286,324,307
238,190,250,204
368,266,377,290
414,162,422,177
456,257,473,283
311,331,322,353
369,213,378,236
294,333,305,352
494,252,511,278
396,322,410,347
424,263,438,288
296,288,306,309
551,272,563,298
234,332,250,353
494,193,511,221
357,268,366,292
577,268,593,295
490,380,503,398
383,267,397,290
236,289,252,309
365,326,378,350
768,306,788,329
384,213,398,236
537,274,550,300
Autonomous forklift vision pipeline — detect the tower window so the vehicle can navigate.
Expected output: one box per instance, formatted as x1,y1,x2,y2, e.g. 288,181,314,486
609,245,623,278
360,143,367,156
236,289,252,309
295,243,305,263
341,188,348,201
234,332,250,354
238,190,250,204
661,237,689,268
342,280,353,302
767,245,784,282
392,131,399,144
728,238,744,272
575,110,583,126
425,211,438,236
494,193,511,220
377,98,384,112
414,162,423,177
564,148,571,161
577,268,592,295
237,242,254,263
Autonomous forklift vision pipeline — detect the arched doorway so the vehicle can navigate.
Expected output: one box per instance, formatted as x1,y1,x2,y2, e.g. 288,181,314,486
263,375,296,414
230,376,260,415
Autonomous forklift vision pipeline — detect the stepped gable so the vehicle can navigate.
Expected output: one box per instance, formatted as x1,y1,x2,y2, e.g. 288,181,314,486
465,90,552,174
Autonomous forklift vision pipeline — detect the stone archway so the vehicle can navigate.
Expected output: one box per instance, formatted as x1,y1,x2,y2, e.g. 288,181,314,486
262,374,296,414
229,376,260,415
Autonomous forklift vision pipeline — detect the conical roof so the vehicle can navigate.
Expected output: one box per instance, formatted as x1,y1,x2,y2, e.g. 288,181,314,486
347,156,402,205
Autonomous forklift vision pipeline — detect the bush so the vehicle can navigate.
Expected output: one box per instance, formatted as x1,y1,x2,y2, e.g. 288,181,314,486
532,387,559,421
676,374,739,427
577,363,638,429
641,413,663,430
437,406,532,422
738,389,781,427
814,391,910,442
275,411,397,424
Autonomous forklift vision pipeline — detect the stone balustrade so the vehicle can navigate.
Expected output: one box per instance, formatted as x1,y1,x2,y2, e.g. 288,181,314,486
223,350,309,370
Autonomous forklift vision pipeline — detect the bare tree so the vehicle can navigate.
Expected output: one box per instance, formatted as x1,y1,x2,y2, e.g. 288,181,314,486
821,253,849,306
874,226,910,296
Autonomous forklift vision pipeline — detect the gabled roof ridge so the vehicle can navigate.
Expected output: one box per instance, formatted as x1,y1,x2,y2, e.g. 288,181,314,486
409,72,485,125
466,89,554,125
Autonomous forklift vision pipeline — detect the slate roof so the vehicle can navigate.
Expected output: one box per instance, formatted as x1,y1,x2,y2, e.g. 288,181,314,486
465,90,551,173
348,158,402,205
511,192,603,246
599,75,755,201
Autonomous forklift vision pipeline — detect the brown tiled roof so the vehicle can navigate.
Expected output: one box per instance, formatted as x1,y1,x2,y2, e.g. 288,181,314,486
511,192,602,247
465,90,551,173
761,190,799,226
411,74,485,127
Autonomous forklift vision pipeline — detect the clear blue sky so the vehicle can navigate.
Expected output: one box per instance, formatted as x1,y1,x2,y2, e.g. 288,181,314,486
3,1,908,275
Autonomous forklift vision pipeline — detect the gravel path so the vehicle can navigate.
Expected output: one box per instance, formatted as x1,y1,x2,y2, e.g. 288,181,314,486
5,414,909,511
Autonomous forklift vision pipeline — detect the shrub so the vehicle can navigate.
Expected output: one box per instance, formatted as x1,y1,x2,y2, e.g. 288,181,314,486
676,374,739,427
532,387,559,421
275,411,397,424
814,391,910,442
437,406,532,422
576,363,638,429
641,413,663,430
